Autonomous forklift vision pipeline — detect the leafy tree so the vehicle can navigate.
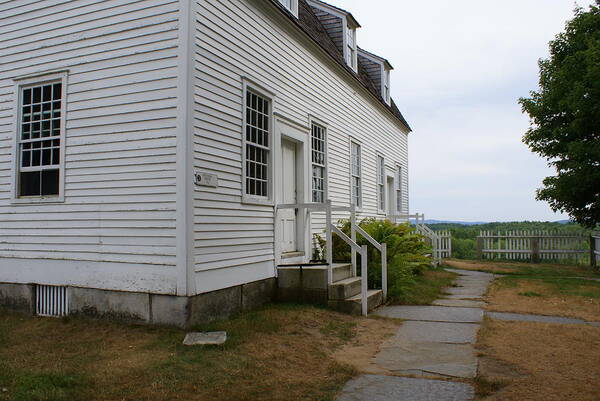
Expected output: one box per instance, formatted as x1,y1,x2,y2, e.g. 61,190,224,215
519,2,600,228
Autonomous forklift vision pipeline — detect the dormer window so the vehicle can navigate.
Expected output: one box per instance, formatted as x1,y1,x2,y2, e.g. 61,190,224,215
277,0,298,17
383,69,391,105
345,25,357,71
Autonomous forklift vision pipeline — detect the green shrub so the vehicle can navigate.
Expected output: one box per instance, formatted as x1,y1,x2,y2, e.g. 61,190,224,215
451,237,476,259
316,218,432,295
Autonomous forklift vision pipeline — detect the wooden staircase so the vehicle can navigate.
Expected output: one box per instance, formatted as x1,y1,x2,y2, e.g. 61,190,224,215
327,263,383,315
276,200,388,316
277,263,384,315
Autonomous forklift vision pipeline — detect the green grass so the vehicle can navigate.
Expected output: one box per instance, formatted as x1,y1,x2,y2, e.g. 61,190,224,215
389,268,457,305
0,369,87,401
496,275,600,299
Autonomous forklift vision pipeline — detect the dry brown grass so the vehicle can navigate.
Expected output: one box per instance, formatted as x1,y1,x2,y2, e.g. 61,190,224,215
476,319,600,401
486,279,600,322
444,259,518,274
333,317,400,374
0,304,391,401
444,259,599,277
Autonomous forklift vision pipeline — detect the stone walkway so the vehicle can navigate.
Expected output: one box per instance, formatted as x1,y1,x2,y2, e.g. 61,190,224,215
486,311,600,327
337,268,495,401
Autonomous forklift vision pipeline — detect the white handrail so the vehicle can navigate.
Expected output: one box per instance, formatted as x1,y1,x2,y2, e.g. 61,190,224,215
360,244,368,316
330,223,369,316
332,225,363,254
355,224,387,300
277,199,391,314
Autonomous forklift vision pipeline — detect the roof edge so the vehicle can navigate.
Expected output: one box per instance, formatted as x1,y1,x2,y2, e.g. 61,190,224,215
357,47,394,70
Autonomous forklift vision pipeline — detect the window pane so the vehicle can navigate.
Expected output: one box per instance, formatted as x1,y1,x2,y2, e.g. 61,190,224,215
23,88,32,105
41,169,59,196
20,171,41,197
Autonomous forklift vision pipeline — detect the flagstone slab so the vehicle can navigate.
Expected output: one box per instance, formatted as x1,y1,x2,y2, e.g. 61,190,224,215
337,375,475,401
375,341,478,378
394,321,480,344
486,311,600,326
375,305,483,323
444,294,484,300
432,299,486,308
445,287,486,297
182,331,227,346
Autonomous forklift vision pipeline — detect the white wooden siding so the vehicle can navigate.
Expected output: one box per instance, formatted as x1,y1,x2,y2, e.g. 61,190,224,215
192,0,409,293
0,0,180,294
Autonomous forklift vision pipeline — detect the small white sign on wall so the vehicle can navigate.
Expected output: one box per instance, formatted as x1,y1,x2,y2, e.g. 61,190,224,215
195,172,218,188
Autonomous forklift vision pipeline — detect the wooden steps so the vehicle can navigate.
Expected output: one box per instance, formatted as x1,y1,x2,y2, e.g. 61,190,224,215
276,262,384,315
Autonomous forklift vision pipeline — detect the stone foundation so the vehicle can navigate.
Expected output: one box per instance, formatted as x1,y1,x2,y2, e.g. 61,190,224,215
0,278,276,328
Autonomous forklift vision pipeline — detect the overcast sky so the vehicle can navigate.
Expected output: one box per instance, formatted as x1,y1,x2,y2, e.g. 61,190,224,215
327,0,594,222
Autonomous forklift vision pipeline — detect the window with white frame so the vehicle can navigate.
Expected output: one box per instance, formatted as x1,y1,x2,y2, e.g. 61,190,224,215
244,90,271,199
350,141,361,208
396,166,403,213
383,69,391,104
377,155,385,213
277,0,298,16
346,26,357,70
311,123,326,203
16,80,64,198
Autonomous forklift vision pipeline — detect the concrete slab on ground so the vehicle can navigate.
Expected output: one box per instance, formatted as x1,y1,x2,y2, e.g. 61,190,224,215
375,305,483,323
444,294,484,300
337,375,475,401
182,331,227,346
394,321,479,344
445,287,486,297
432,299,486,308
486,311,600,327
445,268,494,277
375,340,478,378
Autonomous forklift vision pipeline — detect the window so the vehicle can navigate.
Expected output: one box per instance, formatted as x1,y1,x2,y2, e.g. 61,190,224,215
244,90,271,199
396,166,403,213
15,78,65,199
346,26,356,70
277,0,298,17
383,70,391,104
377,155,385,213
311,123,326,203
350,141,361,208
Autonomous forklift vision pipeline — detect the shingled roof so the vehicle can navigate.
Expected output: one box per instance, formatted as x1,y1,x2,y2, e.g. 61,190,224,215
268,0,412,132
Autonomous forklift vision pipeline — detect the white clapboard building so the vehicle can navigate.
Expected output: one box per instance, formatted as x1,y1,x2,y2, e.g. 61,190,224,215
0,0,411,326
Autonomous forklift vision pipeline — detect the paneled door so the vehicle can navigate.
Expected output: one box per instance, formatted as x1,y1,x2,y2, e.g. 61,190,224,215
279,139,297,253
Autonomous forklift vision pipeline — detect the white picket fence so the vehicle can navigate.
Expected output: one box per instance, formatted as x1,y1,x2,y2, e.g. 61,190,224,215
435,230,452,258
477,230,590,264
398,214,452,263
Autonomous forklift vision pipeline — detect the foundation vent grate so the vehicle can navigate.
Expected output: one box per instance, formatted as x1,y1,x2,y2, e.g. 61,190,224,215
36,285,69,317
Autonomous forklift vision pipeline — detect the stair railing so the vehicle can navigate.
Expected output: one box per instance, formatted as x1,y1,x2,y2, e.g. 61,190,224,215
352,224,387,301
279,199,388,316
331,223,368,316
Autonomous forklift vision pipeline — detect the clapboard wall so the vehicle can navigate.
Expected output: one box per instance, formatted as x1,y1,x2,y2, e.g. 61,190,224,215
0,0,181,294
191,0,409,294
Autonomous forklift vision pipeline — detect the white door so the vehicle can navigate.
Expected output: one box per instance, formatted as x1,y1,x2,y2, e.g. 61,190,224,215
280,140,297,253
